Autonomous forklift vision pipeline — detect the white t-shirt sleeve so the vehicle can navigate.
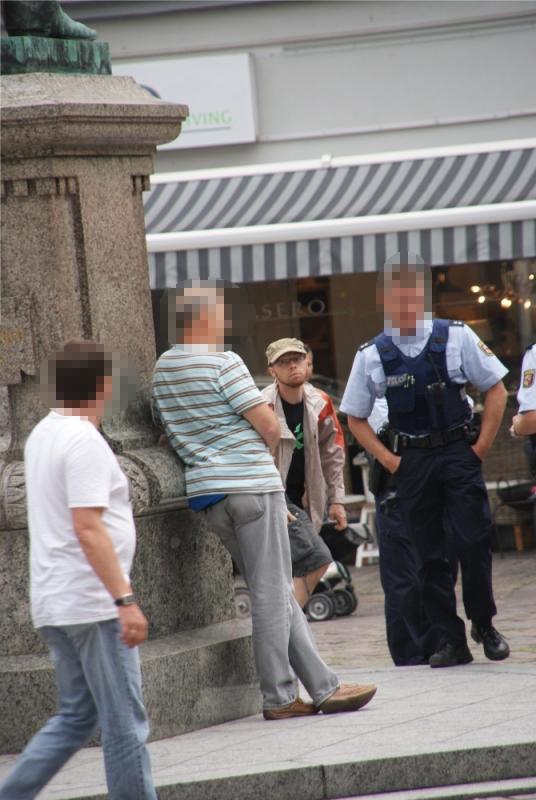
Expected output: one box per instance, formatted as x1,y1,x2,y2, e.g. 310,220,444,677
65,432,113,509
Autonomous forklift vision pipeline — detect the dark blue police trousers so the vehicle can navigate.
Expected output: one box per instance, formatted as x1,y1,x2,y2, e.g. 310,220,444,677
394,438,497,647
376,491,439,665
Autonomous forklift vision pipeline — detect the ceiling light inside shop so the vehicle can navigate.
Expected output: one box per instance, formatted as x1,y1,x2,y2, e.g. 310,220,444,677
477,295,486,304
524,299,532,309
529,274,535,281
500,297,513,309
470,285,481,293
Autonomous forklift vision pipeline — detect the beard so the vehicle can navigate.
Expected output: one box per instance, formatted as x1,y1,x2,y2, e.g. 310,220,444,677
279,373,306,388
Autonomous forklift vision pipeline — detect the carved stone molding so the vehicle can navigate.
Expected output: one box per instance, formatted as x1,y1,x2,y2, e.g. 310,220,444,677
0,445,186,530
0,296,37,385
117,454,151,514
1,176,79,200
0,461,27,529
132,175,151,194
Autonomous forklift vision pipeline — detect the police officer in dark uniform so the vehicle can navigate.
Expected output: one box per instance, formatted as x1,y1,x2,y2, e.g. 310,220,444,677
341,253,510,668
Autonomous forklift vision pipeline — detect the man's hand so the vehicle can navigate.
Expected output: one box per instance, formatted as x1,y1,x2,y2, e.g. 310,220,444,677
386,453,401,475
348,417,400,476
471,443,486,462
329,503,347,530
511,414,522,438
118,604,149,648
510,411,536,437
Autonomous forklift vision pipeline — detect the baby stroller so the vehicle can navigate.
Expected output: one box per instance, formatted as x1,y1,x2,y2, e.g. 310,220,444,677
304,519,372,622
235,558,360,622
305,560,358,622
233,514,370,622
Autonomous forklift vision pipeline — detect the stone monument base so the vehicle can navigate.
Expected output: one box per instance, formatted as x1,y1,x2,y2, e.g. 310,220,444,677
0,498,261,754
0,72,260,755
0,618,259,754
0,36,111,75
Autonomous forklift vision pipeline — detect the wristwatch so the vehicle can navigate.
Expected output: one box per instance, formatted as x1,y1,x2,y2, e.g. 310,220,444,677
114,593,136,607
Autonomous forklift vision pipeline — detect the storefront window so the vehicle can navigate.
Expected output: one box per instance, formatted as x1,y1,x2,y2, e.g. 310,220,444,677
229,259,535,396
150,258,535,488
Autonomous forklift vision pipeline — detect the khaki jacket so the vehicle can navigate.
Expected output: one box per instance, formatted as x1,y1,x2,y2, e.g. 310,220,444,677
262,381,346,532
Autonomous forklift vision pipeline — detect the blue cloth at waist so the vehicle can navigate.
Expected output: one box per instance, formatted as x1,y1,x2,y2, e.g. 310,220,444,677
188,494,226,511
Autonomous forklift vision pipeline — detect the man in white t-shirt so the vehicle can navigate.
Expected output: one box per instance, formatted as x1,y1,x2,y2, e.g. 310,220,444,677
0,341,157,800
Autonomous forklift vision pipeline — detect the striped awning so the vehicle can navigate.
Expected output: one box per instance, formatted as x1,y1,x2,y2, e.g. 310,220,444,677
144,140,536,286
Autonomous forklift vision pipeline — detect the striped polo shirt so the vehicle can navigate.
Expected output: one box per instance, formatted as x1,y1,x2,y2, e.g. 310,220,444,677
152,345,283,497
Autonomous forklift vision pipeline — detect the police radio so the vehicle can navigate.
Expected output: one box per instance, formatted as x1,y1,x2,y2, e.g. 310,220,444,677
426,355,447,406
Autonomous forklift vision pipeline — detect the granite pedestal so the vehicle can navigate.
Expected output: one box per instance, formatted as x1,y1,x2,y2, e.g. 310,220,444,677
0,73,260,755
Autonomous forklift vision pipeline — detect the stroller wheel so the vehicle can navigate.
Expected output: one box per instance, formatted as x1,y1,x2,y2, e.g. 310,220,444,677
348,588,358,613
306,592,336,622
333,588,357,616
234,588,252,619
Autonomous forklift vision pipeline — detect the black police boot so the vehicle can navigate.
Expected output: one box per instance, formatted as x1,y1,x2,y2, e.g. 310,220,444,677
471,622,510,661
429,641,473,668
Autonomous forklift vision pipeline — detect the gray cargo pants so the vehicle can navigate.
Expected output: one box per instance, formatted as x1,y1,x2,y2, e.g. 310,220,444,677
205,490,339,710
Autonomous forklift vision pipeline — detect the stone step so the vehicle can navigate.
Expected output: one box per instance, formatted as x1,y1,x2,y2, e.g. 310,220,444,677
335,776,536,800
0,617,259,753
1,665,534,800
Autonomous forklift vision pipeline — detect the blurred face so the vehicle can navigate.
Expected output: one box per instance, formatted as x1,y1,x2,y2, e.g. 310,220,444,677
99,373,114,404
381,279,426,335
196,298,229,344
269,352,308,387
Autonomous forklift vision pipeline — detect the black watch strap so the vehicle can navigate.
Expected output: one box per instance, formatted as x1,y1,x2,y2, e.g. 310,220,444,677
114,593,135,607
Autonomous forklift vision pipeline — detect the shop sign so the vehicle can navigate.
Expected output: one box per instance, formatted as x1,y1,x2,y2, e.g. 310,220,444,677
113,53,257,150
257,298,327,321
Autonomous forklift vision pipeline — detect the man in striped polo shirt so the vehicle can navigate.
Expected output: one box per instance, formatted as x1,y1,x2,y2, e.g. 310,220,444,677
152,285,377,720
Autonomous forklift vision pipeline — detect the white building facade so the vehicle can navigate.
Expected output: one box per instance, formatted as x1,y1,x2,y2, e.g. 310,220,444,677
66,1,535,409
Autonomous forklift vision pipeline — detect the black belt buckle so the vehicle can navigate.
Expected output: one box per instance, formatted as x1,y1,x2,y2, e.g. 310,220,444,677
428,431,445,448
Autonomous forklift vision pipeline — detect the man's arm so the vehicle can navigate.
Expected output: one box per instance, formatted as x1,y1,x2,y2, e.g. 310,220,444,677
347,417,401,474
243,402,281,454
71,507,148,648
472,380,507,460
318,401,347,529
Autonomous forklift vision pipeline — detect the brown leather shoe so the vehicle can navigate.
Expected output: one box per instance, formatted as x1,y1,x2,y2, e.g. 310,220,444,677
263,697,318,720
317,683,377,714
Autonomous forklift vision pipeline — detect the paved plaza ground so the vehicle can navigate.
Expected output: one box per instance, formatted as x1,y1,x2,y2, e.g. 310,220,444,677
1,549,534,799
314,548,536,670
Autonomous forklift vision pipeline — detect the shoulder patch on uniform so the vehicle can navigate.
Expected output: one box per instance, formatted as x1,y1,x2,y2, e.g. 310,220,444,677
358,340,373,351
450,320,464,327
477,339,494,357
523,369,535,388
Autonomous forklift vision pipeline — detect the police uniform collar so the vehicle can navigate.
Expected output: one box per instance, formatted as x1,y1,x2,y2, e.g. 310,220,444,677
386,317,433,347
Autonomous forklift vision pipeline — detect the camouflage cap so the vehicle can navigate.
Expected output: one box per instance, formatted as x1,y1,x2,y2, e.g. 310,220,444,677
265,337,307,365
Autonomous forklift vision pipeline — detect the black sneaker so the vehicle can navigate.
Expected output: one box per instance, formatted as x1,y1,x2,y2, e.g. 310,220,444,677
471,623,510,661
429,641,473,668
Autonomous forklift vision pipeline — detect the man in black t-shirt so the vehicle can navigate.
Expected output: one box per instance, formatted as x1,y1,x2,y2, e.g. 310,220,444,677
281,396,306,508
262,338,346,606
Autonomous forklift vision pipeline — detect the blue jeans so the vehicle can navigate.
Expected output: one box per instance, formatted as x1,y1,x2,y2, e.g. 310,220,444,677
0,619,157,800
